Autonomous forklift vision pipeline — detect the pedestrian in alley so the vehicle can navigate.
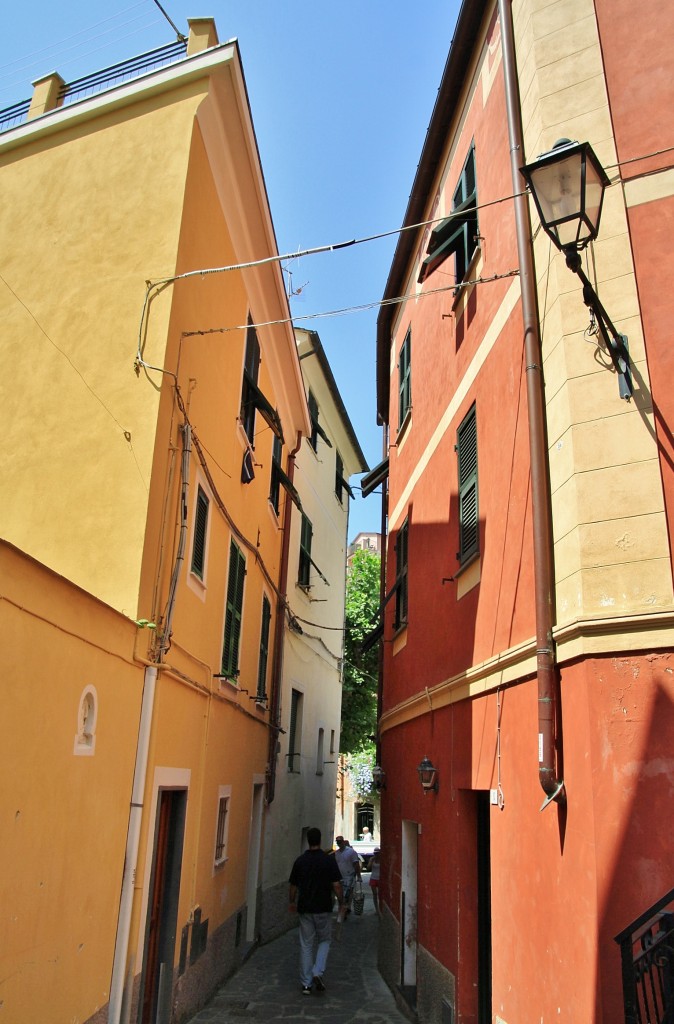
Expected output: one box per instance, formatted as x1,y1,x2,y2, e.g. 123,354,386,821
334,835,361,920
288,827,343,995
369,847,381,916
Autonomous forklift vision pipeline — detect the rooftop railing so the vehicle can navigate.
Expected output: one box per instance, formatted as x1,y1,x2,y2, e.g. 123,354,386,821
0,38,188,135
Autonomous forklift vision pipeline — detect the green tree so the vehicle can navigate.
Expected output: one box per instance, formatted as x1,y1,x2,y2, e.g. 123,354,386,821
340,548,380,753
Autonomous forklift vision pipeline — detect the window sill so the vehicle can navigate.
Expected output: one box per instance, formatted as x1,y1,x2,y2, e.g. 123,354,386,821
214,856,229,870
217,674,240,691
392,626,408,657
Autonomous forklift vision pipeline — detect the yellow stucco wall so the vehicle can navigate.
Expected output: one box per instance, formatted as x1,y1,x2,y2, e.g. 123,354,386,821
0,542,143,1022
0,80,210,616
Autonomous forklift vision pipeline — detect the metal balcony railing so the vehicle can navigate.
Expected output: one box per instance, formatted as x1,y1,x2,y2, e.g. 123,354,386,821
0,39,188,135
615,888,674,1024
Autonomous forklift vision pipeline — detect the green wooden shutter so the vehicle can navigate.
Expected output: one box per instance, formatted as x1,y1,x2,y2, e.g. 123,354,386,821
308,391,319,450
395,518,409,628
398,331,411,427
457,405,479,563
257,595,271,699
191,487,209,579
299,515,312,587
222,540,246,677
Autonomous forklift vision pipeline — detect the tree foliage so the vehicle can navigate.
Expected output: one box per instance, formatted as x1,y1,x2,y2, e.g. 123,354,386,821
340,548,380,754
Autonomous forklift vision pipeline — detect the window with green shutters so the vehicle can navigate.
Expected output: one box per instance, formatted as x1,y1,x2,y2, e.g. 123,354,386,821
394,518,409,630
398,329,411,430
457,404,479,564
298,514,313,588
240,318,261,443
308,390,319,451
418,143,478,286
257,595,271,700
191,486,209,579
288,689,303,772
222,540,246,678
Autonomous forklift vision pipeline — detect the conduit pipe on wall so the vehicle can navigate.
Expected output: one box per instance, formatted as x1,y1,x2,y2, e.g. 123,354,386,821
267,430,302,804
108,665,157,1023
109,420,193,1021
498,0,565,809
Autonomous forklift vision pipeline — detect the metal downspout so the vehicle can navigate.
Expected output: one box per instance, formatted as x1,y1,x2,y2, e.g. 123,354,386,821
267,431,302,804
376,422,388,768
498,0,564,809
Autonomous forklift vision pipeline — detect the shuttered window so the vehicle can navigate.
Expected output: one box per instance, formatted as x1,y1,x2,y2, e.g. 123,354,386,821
298,514,313,588
457,404,479,564
398,330,411,429
257,595,271,700
418,144,478,285
308,391,319,451
191,486,209,579
395,518,409,630
240,318,261,443
288,689,303,772
222,540,246,678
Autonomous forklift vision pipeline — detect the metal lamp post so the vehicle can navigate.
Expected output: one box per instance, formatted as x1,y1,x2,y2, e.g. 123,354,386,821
520,139,633,400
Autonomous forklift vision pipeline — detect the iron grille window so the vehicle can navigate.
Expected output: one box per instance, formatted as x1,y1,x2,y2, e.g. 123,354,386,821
191,486,209,579
457,404,479,564
418,143,478,285
398,330,411,430
395,518,409,630
222,540,246,678
240,317,260,443
288,689,303,772
257,595,271,700
214,794,229,864
298,514,313,588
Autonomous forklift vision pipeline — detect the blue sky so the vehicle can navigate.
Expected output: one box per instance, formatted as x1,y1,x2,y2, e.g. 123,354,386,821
1,1,460,540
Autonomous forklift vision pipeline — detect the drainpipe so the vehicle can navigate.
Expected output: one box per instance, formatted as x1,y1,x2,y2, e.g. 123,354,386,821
108,665,157,1023
375,422,389,769
267,431,302,803
108,423,193,1021
498,0,564,809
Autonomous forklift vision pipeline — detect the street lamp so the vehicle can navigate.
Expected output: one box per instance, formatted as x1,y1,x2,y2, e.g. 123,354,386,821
417,756,439,794
520,139,633,400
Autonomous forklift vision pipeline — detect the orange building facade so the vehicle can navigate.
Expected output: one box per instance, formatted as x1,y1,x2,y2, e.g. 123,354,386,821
373,3,674,1023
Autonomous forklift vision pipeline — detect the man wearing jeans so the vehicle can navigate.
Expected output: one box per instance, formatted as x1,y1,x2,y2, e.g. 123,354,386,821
288,827,343,995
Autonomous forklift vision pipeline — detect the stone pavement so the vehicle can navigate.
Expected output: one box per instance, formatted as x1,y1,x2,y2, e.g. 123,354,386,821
185,883,411,1024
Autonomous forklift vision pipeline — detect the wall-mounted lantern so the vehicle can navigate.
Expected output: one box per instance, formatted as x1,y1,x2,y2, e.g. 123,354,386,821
520,139,633,400
372,765,386,791
417,755,439,794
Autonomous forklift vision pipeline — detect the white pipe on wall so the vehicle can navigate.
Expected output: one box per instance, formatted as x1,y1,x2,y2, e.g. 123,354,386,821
108,664,157,1024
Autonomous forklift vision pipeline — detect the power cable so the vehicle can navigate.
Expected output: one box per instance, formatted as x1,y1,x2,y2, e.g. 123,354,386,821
149,0,186,41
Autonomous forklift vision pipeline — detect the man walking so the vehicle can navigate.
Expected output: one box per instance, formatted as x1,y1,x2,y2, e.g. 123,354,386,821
288,827,343,995
334,836,361,917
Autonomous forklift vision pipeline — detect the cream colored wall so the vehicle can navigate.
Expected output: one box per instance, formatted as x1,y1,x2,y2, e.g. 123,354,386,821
0,82,210,616
261,329,363,901
0,542,143,1023
512,0,674,622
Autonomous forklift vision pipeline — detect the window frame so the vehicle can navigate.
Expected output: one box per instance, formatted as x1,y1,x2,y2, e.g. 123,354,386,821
457,403,479,565
417,142,478,286
257,594,272,701
398,329,412,431
394,517,409,631
298,514,313,589
288,689,303,773
240,317,261,444
214,786,232,867
221,540,246,680
190,485,210,580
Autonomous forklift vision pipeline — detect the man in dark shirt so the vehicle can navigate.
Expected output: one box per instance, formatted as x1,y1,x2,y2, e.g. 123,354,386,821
288,827,343,994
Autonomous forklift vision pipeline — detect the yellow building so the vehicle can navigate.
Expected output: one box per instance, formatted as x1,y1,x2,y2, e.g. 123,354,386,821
0,19,310,1024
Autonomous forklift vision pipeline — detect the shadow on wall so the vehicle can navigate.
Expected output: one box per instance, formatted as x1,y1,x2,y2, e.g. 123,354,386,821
596,656,674,1022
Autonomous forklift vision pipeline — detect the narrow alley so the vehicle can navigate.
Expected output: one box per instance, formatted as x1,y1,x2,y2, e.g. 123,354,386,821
185,882,410,1024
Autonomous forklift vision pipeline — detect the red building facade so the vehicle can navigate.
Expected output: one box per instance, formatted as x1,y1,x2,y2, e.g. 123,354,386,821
373,2,674,1023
